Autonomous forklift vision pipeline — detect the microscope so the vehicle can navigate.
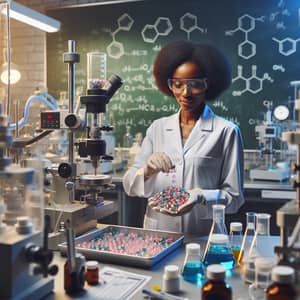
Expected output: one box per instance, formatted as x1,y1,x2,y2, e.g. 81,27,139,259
41,41,123,249
249,100,290,181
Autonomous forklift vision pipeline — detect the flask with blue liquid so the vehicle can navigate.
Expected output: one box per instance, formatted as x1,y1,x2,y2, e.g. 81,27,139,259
202,204,236,270
182,243,204,286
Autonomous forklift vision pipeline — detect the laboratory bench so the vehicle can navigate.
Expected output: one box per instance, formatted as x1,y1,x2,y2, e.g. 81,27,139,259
101,170,296,235
46,235,281,300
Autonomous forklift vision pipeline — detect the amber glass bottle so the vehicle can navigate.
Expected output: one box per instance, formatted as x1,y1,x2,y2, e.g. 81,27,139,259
266,266,297,300
201,264,232,300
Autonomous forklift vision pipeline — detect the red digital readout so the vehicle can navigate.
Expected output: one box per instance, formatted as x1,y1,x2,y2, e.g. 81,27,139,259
46,113,55,121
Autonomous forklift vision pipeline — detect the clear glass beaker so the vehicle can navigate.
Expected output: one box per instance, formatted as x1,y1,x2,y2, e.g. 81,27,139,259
87,52,107,89
182,243,204,286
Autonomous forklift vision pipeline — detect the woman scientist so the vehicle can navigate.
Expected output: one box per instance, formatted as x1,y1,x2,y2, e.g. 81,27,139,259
122,40,244,236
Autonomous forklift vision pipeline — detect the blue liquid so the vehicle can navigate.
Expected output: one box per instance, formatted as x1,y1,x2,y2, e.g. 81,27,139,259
182,261,204,286
203,245,236,270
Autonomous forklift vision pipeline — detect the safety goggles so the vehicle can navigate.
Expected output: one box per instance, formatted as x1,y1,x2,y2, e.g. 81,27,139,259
167,78,207,94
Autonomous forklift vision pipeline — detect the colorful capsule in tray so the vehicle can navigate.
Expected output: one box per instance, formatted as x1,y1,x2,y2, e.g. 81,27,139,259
76,227,177,258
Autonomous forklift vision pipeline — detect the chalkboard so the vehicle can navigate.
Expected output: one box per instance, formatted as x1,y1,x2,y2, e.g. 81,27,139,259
46,0,300,148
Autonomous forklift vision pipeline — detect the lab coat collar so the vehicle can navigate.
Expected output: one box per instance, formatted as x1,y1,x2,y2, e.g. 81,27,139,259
164,104,215,153
199,104,215,132
183,104,215,153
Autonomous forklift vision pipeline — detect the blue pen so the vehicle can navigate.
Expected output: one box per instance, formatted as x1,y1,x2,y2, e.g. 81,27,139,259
142,288,189,300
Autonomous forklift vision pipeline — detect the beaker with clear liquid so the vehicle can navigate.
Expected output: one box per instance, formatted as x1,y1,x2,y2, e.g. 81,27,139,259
203,204,236,270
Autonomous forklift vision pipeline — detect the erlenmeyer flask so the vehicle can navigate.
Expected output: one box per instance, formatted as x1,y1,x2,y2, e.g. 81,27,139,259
203,204,236,270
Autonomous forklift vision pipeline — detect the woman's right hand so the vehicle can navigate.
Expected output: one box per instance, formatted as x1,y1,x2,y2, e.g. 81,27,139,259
143,152,174,179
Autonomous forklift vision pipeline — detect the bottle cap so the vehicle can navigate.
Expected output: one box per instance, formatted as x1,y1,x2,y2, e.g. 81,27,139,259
186,243,200,255
86,260,98,270
210,234,229,244
230,222,243,232
164,265,179,279
254,257,275,272
272,266,295,284
206,264,226,280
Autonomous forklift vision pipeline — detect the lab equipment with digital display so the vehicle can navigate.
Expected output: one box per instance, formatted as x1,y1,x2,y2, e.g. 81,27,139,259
249,100,290,181
40,41,123,249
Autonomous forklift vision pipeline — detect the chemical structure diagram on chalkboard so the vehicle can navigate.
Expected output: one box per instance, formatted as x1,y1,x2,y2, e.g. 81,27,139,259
225,14,265,60
105,12,207,59
232,65,274,96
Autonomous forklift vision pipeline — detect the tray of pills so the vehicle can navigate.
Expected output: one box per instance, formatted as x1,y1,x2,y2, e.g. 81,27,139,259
58,225,184,268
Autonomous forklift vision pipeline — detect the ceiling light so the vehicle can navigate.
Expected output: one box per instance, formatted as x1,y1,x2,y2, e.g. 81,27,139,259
1,0,60,33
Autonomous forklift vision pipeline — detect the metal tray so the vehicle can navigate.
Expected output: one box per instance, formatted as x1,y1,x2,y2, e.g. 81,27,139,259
59,225,184,268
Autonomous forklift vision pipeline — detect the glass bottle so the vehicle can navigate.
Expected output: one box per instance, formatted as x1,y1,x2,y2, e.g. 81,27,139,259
248,257,275,300
201,264,232,300
86,260,99,285
182,243,204,286
229,222,243,263
203,204,236,270
123,125,133,148
266,266,297,300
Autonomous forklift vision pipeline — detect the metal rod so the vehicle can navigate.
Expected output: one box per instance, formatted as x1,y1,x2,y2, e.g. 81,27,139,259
68,40,75,165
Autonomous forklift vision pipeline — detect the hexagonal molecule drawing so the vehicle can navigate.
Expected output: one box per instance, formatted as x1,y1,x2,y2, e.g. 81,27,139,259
232,65,274,96
225,14,265,59
141,17,173,43
180,13,207,40
106,13,134,59
272,37,300,56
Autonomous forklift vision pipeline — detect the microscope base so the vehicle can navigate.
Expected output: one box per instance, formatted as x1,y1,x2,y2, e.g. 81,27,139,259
0,228,54,299
249,167,290,181
46,200,118,250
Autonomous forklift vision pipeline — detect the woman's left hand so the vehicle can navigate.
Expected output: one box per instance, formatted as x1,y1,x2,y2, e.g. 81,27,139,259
150,188,206,216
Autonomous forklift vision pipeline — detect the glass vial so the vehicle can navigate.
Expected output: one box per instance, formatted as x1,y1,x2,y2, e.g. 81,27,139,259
182,243,204,286
123,125,133,148
201,264,232,300
87,52,107,90
248,257,275,300
86,260,99,285
229,222,243,264
266,266,297,300
162,265,181,293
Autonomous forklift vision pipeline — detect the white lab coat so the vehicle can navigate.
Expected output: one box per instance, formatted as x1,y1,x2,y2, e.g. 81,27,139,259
123,105,244,236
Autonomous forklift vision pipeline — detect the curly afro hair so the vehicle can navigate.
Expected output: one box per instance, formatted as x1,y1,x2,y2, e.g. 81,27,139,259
153,40,232,101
